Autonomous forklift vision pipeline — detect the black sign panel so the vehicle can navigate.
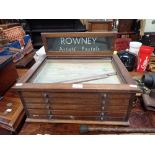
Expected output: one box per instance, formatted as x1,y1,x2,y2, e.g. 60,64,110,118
47,37,113,52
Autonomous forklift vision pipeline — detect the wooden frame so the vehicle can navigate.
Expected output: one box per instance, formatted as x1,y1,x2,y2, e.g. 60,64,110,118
12,54,140,126
12,32,140,126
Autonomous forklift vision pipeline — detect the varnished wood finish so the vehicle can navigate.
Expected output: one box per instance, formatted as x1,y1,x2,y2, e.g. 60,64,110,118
112,54,136,84
0,56,18,97
1,52,155,134
0,91,25,134
19,99,155,135
16,51,36,68
26,118,129,126
17,55,46,83
88,21,113,32
0,62,154,134
12,53,140,125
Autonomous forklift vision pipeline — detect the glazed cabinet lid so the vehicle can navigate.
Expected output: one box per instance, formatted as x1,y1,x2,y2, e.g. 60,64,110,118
41,32,117,57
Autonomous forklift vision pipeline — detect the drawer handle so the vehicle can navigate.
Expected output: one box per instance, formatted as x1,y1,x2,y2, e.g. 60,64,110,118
100,116,104,121
45,98,49,104
102,93,107,98
101,112,104,116
70,115,75,119
102,100,105,105
49,115,52,119
33,114,39,117
46,105,50,109
43,93,48,98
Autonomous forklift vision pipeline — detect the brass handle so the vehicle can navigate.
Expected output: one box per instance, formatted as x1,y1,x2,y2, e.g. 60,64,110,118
45,98,49,104
43,93,48,98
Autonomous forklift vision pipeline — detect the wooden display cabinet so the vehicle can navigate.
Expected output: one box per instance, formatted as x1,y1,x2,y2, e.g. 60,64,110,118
12,32,140,126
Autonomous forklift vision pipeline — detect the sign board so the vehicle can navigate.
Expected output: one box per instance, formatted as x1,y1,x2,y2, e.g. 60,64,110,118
47,37,113,51
41,32,116,56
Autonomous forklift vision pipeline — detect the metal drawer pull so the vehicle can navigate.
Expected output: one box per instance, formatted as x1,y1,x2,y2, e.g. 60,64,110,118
102,100,105,105
101,112,104,116
100,117,104,121
43,93,48,97
33,114,39,117
103,94,107,98
102,106,105,110
49,115,52,119
70,115,75,119
45,98,49,103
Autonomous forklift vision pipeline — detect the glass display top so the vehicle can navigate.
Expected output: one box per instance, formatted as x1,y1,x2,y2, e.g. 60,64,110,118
29,59,122,84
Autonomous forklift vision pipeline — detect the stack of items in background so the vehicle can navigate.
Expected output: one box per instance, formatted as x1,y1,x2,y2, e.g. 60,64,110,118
115,36,155,113
0,25,33,63
116,38,154,73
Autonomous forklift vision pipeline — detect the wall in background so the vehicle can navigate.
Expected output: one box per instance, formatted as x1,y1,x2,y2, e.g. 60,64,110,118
144,19,155,32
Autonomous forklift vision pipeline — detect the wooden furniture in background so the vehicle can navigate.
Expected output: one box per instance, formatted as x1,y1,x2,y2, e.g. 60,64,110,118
20,19,86,49
0,91,25,134
0,56,18,98
118,19,135,32
15,51,36,68
0,56,25,134
117,19,140,41
88,20,113,31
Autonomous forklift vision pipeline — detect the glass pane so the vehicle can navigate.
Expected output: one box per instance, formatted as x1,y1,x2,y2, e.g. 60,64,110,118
47,37,113,52
29,59,122,84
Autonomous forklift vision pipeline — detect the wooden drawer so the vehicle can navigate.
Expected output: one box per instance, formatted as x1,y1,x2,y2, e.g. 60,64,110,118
48,92,101,99
28,108,127,118
23,97,101,105
28,109,101,116
23,97,45,103
106,99,129,106
26,103,101,111
21,92,43,97
107,93,131,99
105,105,128,111
20,91,132,124
29,113,126,121
22,92,101,99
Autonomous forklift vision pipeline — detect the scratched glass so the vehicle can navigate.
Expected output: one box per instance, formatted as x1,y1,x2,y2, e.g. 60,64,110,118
29,59,122,84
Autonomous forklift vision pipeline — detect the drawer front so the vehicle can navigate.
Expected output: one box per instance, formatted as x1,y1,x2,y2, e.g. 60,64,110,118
20,91,133,123
28,109,101,116
22,92,100,99
26,103,101,111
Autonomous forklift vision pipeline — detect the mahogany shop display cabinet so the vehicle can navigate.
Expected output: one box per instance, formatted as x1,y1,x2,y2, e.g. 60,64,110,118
12,32,140,126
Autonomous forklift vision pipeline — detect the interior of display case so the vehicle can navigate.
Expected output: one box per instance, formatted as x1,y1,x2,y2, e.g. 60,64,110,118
29,58,123,84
